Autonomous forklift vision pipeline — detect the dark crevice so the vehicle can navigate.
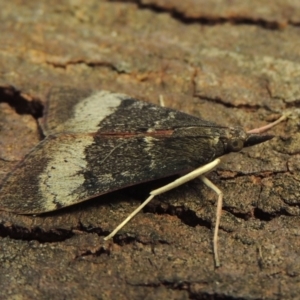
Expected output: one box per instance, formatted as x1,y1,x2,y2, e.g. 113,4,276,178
111,235,138,246
285,100,300,108
0,86,44,119
144,201,211,228
253,208,277,221
224,209,251,221
253,206,297,220
0,157,20,163
46,59,123,72
129,280,240,300
109,0,284,30
282,201,300,208
0,223,74,243
0,221,111,245
75,246,110,259
0,222,112,258
0,219,109,244
189,292,238,300
127,280,191,294
217,170,289,181
76,221,106,236
194,94,268,111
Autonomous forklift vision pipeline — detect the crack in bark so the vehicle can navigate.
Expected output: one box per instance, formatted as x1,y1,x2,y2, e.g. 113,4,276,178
74,246,110,260
194,94,269,111
0,222,74,243
144,202,211,229
109,0,285,30
0,86,44,119
45,59,122,72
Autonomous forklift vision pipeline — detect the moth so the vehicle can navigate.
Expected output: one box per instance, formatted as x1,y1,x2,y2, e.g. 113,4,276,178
0,87,286,266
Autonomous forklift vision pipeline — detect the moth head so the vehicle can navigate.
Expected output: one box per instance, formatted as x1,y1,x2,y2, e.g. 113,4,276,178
223,127,247,153
226,138,245,152
224,127,274,153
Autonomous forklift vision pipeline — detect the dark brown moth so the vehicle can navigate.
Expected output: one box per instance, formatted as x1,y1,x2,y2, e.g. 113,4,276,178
0,87,286,266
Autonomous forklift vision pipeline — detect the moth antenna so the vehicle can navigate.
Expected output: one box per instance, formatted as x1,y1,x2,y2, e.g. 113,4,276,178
247,113,289,134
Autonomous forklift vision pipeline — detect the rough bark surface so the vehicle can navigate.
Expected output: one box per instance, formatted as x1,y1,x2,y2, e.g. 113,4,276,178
0,1,300,299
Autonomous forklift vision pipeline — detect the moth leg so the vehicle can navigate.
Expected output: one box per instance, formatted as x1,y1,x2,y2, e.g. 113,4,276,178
199,175,223,268
104,193,156,241
247,113,289,134
104,158,221,265
159,95,165,107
